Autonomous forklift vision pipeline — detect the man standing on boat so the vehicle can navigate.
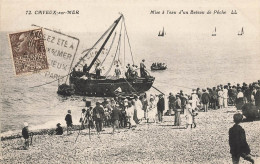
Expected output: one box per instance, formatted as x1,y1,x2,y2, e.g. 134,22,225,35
95,63,102,79
140,59,147,77
115,64,121,79
83,64,89,76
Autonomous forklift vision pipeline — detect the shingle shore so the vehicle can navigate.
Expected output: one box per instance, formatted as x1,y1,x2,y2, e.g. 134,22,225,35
1,107,260,164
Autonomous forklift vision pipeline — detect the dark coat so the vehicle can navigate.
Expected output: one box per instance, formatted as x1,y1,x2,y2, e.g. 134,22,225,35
175,98,181,109
110,108,121,121
244,88,252,102
211,90,218,101
201,92,210,104
22,127,29,139
93,106,104,121
65,114,72,125
229,124,250,156
255,90,260,107
55,126,63,135
157,97,165,111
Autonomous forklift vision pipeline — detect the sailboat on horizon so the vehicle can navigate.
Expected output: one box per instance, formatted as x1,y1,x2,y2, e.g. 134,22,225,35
158,27,166,37
212,27,216,36
238,27,244,36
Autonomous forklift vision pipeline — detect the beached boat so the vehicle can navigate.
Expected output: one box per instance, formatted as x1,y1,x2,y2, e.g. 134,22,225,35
57,14,155,97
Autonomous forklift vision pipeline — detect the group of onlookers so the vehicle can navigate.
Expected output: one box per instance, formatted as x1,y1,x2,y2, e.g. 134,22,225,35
79,93,166,134
166,80,260,116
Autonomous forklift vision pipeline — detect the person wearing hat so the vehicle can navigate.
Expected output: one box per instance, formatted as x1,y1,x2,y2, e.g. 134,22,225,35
185,100,193,129
65,110,73,135
191,90,199,110
115,64,121,79
93,102,105,133
147,95,157,123
110,104,121,134
140,59,147,77
134,95,144,123
229,113,254,164
22,122,30,149
244,85,252,103
218,88,224,109
236,88,244,110
223,85,229,108
80,109,87,129
55,123,63,135
255,85,260,108
125,100,136,128
201,89,210,112
157,94,165,123
174,95,182,126
211,87,218,109
168,92,176,116
125,63,133,79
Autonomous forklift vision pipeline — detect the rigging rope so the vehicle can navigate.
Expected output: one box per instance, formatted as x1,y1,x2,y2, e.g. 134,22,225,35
123,23,126,69
123,78,137,93
118,20,123,62
123,16,135,65
29,19,116,89
100,32,117,66
73,21,116,69
104,19,123,76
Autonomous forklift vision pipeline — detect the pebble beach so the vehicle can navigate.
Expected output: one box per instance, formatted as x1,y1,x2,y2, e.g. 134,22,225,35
1,106,260,164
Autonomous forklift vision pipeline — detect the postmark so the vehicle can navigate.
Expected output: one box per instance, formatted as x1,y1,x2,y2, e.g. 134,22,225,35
9,28,48,75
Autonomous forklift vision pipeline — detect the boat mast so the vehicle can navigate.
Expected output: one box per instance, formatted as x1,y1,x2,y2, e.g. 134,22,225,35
87,14,123,72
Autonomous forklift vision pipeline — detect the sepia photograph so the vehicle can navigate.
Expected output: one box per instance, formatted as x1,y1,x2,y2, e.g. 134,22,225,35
0,0,260,163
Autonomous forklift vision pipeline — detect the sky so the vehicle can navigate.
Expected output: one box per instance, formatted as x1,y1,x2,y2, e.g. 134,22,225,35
1,0,259,36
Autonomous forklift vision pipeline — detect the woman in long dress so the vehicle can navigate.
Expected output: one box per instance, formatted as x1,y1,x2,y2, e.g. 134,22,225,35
191,90,199,110
236,88,244,110
135,96,144,121
218,89,224,109
185,101,193,129
147,96,157,123
125,100,136,127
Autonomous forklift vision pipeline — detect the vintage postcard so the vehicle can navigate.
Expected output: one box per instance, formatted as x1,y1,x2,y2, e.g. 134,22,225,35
1,0,260,163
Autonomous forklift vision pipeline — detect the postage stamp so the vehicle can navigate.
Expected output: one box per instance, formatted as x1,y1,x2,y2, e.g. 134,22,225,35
9,28,49,75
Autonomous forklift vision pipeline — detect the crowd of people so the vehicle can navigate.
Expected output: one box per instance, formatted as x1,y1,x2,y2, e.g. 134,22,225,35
167,80,260,115
21,80,260,164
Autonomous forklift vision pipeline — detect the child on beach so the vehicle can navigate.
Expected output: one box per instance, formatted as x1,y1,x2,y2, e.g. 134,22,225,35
65,110,73,135
55,123,63,135
229,113,254,164
22,122,29,150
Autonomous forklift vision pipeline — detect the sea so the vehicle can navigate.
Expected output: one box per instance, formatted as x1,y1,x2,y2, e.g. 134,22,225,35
1,30,259,136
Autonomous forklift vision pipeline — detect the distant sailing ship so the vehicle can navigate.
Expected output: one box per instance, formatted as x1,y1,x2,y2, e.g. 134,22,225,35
158,27,166,37
212,27,216,36
238,27,244,36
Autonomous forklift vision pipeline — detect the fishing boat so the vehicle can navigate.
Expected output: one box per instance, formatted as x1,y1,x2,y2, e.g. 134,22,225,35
151,63,167,71
57,14,155,97
158,27,166,37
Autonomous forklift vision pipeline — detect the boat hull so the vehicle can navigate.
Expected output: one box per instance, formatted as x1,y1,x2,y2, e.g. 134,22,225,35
68,76,155,97
151,66,167,71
